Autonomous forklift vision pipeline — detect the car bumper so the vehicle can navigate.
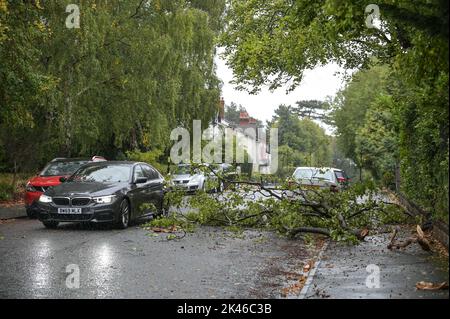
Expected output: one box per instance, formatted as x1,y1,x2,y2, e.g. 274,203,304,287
171,182,200,192
25,201,41,216
37,200,121,223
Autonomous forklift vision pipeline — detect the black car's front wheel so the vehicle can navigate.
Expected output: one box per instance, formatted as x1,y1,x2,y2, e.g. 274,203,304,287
116,199,130,229
26,208,37,219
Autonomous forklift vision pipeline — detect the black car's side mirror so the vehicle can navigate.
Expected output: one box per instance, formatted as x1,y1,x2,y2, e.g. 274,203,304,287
59,177,66,183
135,177,147,184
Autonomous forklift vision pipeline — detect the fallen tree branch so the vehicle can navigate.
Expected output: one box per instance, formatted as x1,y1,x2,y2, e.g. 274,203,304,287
387,225,431,251
284,226,331,238
179,165,405,242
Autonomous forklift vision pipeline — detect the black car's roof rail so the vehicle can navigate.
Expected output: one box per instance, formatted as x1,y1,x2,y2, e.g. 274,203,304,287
51,157,67,162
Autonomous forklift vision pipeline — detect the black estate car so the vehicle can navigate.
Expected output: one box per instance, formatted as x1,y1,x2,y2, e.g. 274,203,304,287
37,161,166,229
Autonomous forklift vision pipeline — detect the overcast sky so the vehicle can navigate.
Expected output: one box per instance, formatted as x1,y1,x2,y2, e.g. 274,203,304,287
215,51,349,130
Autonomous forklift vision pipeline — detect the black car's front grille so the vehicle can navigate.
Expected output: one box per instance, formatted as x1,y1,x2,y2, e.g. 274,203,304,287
50,213,92,221
52,197,92,206
71,197,91,206
53,197,70,206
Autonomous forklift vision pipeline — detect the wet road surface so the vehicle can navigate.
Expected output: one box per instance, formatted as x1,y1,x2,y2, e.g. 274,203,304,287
0,218,319,298
304,228,449,299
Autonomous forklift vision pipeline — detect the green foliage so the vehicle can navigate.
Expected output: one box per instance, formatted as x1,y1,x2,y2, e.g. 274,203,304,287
144,215,196,233
0,182,13,201
331,66,401,188
220,0,449,222
160,163,409,242
332,65,390,162
355,94,398,182
294,100,331,124
269,104,332,177
0,0,225,173
126,149,165,173
332,57,448,220
0,173,29,201
0,1,56,173
166,179,408,243
395,70,449,222
220,0,448,92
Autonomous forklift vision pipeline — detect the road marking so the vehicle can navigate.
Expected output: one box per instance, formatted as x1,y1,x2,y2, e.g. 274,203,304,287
298,240,328,299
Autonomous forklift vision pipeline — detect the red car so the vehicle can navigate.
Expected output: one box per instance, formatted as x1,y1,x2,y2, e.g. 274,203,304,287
25,156,106,217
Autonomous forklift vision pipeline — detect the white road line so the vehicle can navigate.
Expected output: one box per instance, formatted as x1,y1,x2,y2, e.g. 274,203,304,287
298,240,329,299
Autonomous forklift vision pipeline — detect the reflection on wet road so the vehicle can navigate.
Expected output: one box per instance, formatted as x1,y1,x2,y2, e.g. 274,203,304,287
0,218,315,298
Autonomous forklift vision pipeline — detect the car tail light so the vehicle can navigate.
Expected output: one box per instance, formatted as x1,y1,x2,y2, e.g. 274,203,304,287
337,177,346,183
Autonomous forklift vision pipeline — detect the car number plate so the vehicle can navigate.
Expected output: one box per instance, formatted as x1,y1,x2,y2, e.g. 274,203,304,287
58,207,82,214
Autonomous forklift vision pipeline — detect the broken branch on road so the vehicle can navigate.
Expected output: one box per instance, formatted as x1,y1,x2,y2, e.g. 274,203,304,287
387,225,431,251
162,165,410,243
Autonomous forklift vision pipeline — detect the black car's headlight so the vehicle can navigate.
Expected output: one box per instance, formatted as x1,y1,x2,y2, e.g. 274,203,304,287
93,195,116,204
38,194,52,203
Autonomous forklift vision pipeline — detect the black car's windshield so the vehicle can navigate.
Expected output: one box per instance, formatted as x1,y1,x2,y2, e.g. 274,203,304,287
40,161,88,177
69,165,131,183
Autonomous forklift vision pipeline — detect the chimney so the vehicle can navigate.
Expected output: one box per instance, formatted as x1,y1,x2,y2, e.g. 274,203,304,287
218,97,225,122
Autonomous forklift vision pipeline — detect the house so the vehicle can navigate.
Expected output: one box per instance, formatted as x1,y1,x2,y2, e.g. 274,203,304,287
209,98,272,174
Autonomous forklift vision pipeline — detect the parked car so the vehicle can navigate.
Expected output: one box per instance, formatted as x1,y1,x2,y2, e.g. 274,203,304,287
291,167,349,192
36,161,165,229
333,169,350,188
25,156,106,217
169,163,225,193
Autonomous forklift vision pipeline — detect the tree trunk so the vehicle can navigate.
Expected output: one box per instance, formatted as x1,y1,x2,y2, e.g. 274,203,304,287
11,159,17,196
65,96,73,157
64,71,73,157
395,161,401,192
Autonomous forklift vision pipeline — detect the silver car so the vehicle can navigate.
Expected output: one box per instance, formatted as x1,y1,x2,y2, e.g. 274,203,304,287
170,164,223,193
291,167,349,192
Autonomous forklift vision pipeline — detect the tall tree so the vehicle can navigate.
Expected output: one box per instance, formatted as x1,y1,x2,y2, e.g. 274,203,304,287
224,102,246,126
269,105,331,175
0,0,226,174
220,0,448,220
0,1,55,186
331,65,389,161
294,100,330,123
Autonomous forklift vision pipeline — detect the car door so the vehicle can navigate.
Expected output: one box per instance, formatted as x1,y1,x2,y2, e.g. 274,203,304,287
141,164,164,212
130,164,147,218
